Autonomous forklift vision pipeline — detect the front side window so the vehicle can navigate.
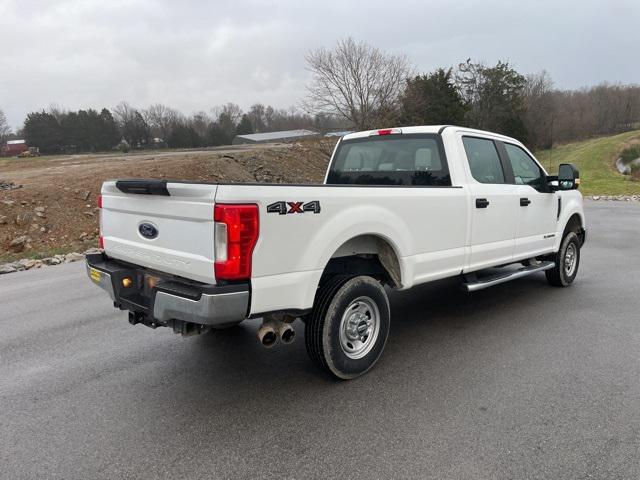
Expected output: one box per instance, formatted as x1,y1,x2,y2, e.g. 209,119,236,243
326,134,451,186
462,137,505,184
504,143,545,192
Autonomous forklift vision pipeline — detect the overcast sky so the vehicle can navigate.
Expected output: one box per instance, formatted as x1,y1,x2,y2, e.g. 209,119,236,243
1,0,639,129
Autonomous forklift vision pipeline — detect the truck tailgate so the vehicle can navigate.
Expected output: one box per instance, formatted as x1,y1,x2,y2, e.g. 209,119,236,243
100,181,218,284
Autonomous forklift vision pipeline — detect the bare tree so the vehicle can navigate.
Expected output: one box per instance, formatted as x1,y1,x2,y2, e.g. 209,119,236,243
113,101,135,128
546,83,640,144
211,103,243,125
47,103,67,123
262,106,314,131
522,71,555,148
247,103,267,132
189,111,211,139
143,103,180,140
304,38,412,130
113,101,150,146
0,108,11,142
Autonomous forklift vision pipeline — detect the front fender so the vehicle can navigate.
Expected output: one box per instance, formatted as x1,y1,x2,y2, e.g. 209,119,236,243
553,192,585,251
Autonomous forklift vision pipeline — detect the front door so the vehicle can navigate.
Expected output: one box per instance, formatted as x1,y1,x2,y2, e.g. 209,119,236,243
501,142,558,258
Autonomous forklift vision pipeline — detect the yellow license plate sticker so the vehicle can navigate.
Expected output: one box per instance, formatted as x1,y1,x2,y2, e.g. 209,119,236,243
89,268,102,283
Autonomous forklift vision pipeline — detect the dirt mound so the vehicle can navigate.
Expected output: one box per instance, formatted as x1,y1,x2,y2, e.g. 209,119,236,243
0,138,337,261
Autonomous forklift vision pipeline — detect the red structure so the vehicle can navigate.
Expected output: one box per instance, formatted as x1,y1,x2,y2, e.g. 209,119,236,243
1,140,28,156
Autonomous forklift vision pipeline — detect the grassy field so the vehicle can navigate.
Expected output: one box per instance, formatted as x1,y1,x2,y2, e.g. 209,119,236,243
535,130,640,196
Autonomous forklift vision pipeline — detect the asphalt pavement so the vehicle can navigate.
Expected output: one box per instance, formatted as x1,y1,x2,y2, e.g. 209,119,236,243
1,201,639,479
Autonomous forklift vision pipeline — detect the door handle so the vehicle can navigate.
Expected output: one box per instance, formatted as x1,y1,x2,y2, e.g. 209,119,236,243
520,197,531,207
475,198,490,208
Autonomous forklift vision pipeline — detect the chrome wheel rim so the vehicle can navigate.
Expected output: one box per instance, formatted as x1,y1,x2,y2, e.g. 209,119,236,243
564,243,577,277
339,296,380,360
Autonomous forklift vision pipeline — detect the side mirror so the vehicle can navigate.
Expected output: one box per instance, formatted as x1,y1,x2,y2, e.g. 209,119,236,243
557,163,580,190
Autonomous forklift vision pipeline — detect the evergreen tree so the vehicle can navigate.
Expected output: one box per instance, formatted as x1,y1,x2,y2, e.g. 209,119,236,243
23,111,63,154
400,68,467,126
216,112,236,145
129,111,150,147
456,60,528,141
236,114,254,135
207,122,227,146
168,124,192,148
97,108,120,151
60,111,80,151
188,125,203,148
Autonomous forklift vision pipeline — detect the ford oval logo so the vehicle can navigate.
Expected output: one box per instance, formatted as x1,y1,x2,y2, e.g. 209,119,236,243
139,222,158,240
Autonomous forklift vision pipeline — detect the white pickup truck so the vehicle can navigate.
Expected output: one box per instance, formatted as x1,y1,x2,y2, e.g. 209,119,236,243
87,125,586,379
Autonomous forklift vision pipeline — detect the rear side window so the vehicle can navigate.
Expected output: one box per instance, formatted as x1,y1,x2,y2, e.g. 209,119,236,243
504,143,546,192
326,134,451,186
462,137,505,184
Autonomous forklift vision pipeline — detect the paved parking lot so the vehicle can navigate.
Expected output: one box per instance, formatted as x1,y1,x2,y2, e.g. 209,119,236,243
1,201,639,479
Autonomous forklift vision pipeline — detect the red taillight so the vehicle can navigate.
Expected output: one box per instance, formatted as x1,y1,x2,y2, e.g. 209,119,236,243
214,204,259,280
99,235,104,249
371,128,402,136
97,194,103,209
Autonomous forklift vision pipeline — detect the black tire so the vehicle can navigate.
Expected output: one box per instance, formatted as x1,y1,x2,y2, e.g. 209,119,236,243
546,231,581,287
305,275,390,380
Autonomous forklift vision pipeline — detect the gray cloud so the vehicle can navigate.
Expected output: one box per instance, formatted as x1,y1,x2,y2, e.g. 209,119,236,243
1,0,638,129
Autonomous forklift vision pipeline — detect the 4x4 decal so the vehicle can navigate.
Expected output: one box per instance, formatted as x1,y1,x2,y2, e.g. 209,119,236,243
267,201,321,215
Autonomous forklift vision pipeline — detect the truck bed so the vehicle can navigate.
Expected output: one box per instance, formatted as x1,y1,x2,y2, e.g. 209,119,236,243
100,180,468,314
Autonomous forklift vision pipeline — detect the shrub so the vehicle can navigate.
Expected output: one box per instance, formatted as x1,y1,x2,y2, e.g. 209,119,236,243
620,145,640,164
117,140,129,153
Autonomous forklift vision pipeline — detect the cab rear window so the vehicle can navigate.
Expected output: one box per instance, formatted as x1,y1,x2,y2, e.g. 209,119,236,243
326,134,451,186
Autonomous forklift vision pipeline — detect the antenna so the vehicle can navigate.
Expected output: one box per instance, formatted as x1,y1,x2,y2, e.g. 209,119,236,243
548,115,554,171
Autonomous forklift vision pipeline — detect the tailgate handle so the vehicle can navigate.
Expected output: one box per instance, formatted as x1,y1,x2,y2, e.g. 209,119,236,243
115,180,170,196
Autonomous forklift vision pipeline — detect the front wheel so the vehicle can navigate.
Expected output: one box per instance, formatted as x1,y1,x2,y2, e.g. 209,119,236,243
305,275,390,380
546,231,581,287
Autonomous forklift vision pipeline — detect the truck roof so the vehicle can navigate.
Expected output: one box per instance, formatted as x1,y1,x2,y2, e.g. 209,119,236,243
341,125,522,145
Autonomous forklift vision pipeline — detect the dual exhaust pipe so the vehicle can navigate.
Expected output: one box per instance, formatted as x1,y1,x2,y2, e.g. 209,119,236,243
257,317,295,348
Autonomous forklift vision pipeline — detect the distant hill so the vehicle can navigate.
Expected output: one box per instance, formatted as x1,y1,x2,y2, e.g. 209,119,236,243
536,130,640,196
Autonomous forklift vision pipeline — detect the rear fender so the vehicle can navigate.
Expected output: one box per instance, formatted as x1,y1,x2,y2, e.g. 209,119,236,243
250,204,411,315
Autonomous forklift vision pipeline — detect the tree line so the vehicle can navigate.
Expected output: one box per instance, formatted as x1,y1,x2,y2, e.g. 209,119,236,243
2,37,639,154
305,38,640,149
3,103,345,154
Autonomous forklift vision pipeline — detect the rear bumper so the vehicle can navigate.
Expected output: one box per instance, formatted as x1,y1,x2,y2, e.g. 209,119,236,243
85,253,249,327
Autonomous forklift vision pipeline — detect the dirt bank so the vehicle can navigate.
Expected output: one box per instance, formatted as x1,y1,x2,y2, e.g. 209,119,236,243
0,139,336,261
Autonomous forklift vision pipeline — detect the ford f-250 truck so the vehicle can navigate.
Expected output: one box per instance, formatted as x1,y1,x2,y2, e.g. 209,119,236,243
86,125,586,379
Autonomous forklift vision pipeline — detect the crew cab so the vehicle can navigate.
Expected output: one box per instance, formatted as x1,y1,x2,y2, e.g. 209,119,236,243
86,126,586,379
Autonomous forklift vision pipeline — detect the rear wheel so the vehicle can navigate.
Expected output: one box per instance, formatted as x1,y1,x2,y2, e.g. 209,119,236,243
305,275,390,380
546,231,581,287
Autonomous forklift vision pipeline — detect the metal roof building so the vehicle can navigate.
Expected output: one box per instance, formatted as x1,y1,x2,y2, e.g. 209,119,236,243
232,129,320,145
324,131,353,138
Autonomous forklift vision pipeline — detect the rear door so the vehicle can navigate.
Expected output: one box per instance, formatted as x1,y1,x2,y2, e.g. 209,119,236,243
500,142,558,258
460,135,519,271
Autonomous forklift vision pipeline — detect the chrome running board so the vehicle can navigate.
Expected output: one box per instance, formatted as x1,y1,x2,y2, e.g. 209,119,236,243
462,261,555,292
